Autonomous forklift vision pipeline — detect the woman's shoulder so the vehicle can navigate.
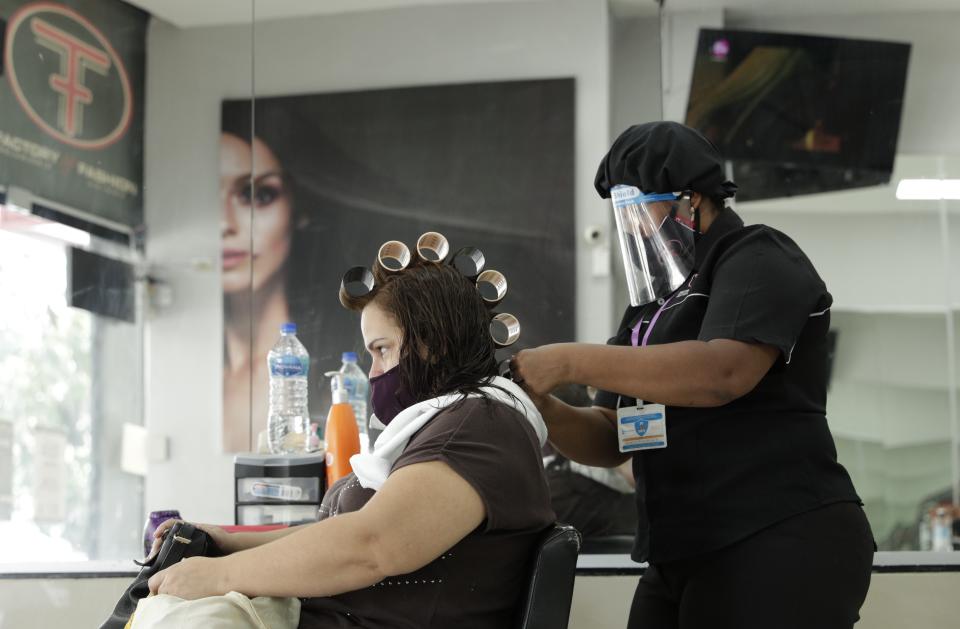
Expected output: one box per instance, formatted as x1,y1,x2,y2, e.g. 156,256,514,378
442,395,532,429
406,396,539,453
705,222,824,284
698,221,831,317
716,222,809,262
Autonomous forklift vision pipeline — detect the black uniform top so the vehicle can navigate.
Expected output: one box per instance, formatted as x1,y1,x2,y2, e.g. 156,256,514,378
595,208,862,564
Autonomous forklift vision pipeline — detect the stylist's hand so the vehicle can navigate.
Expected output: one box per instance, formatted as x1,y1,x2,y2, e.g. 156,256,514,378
512,344,573,398
148,556,230,599
147,519,235,560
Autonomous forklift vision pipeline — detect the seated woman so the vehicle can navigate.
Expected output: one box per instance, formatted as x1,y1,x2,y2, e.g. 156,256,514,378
147,249,555,628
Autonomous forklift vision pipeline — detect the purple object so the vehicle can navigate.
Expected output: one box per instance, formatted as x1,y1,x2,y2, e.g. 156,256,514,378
142,509,181,556
710,38,730,60
369,366,416,426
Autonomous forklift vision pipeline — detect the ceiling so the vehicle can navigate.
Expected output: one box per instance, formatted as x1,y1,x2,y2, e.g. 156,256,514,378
123,0,534,28
614,0,960,18
124,0,960,28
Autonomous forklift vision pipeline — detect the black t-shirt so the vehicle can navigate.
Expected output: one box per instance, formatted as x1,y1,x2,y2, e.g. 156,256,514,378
595,208,862,564
298,398,555,629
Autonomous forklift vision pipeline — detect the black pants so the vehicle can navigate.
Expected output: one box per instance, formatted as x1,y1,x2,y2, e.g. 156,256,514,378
628,502,875,629
546,464,637,538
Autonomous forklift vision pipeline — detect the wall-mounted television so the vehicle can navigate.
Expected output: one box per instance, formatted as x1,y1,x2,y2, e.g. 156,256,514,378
685,28,911,201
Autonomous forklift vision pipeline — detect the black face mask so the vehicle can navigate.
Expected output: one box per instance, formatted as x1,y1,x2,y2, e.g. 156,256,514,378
369,365,416,426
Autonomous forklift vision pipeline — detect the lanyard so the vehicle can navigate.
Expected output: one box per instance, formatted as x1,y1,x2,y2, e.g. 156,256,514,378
624,293,677,408
630,292,676,348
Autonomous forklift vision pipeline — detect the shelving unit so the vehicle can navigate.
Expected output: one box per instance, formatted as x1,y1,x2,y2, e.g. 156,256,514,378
234,453,326,526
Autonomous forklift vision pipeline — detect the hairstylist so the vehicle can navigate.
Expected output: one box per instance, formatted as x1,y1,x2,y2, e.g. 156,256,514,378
511,121,875,629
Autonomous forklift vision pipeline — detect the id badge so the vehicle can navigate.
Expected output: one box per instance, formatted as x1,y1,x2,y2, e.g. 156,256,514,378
617,403,667,452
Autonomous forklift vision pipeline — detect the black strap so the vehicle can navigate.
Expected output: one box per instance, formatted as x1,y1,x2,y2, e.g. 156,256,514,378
98,521,220,629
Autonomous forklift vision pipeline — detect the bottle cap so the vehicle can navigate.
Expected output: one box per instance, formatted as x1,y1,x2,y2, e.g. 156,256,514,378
342,352,358,363
281,322,297,334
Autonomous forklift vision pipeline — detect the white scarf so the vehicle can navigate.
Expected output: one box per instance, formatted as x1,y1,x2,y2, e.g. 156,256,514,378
350,376,548,490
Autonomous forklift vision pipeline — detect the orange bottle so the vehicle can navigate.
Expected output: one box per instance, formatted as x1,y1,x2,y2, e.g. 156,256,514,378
324,373,361,487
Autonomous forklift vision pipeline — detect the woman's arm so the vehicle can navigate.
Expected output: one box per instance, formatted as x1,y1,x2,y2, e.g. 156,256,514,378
515,339,779,408
148,460,485,599
217,524,308,553
514,339,776,468
537,395,630,467
149,520,309,557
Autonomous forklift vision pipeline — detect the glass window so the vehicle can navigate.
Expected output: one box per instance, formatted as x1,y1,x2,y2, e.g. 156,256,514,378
0,0,253,565
0,216,143,562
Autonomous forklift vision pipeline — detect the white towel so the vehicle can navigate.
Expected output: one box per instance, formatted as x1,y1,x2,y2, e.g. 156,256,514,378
351,376,547,490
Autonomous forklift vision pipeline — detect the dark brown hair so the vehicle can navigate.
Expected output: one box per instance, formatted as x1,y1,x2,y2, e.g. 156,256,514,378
342,260,500,403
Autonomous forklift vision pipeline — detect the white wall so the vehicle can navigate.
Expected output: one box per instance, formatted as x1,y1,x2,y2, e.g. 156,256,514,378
143,14,253,524
610,15,662,138
4,570,960,628
734,155,959,312
659,8,724,122
609,14,664,315
568,572,960,629
0,575,130,628
143,0,612,524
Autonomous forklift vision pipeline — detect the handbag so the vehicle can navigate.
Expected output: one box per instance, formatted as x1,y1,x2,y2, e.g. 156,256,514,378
99,521,223,629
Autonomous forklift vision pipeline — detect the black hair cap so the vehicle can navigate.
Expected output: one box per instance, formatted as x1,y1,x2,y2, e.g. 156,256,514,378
594,121,738,200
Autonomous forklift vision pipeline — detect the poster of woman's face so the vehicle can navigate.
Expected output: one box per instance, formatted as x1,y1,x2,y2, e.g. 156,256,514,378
220,79,576,453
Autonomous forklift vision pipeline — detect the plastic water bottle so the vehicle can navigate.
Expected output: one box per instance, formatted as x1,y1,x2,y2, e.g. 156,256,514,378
919,511,932,551
339,352,370,447
267,322,310,454
932,506,954,552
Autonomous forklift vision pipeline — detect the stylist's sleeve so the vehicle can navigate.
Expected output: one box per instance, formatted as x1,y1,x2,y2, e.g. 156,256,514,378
697,231,829,362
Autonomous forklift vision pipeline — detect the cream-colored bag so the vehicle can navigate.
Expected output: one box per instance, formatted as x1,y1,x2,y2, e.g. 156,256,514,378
130,592,300,629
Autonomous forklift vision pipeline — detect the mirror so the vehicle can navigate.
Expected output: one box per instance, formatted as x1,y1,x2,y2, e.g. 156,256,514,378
662,2,960,551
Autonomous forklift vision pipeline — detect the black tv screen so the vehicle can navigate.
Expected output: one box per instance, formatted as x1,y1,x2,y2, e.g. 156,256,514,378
68,247,136,323
685,28,911,201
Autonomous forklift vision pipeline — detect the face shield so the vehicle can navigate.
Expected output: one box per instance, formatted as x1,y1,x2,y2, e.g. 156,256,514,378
610,185,697,307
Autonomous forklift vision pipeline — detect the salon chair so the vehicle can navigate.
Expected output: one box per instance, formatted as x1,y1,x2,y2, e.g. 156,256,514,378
515,523,582,629
579,534,634,555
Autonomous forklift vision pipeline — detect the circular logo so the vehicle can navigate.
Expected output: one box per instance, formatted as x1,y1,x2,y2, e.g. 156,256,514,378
4,2,133,150
710,38,731,61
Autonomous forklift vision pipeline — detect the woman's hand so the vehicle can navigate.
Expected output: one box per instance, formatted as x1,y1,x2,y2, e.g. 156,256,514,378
147,519,236,560
511,344,574,397
147,556,230,599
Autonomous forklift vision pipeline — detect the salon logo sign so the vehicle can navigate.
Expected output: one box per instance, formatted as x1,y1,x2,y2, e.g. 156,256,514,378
4,2,133,149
